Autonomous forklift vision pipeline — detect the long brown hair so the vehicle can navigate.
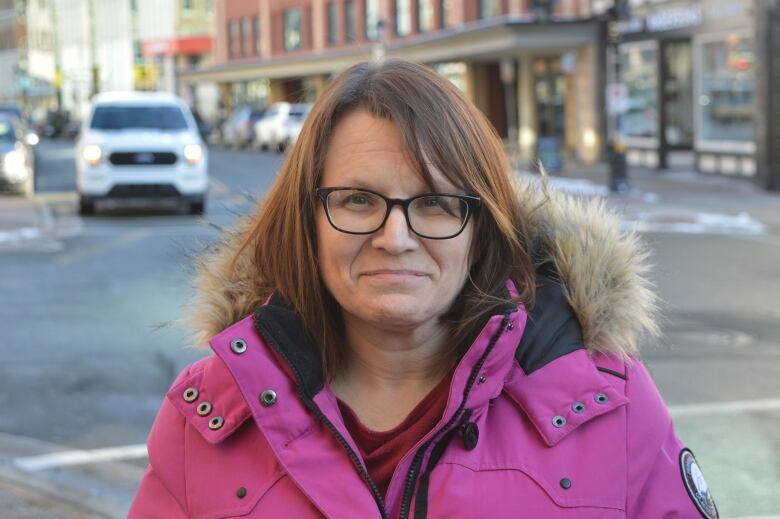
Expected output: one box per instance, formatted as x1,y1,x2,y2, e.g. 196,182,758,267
234,59,536,376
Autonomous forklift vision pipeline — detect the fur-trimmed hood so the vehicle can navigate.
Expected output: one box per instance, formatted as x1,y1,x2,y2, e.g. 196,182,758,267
187,178,659,358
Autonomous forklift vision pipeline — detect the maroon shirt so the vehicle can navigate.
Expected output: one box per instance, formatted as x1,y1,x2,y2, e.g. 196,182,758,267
337,373,453,498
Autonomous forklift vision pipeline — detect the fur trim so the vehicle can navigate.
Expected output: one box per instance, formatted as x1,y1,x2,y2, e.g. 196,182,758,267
186,178,659,357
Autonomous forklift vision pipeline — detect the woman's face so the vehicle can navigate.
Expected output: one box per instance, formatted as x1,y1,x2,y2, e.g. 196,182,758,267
317,110,473,333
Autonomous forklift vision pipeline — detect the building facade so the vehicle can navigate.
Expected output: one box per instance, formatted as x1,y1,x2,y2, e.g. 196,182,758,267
182,0,605,167
136,0,216,118
611,0,756,178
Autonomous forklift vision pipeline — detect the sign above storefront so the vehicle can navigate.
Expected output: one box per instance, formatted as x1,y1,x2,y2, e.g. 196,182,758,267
616,0,750,36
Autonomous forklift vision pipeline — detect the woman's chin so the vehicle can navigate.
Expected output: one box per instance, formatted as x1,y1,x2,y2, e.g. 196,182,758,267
350,297,434,331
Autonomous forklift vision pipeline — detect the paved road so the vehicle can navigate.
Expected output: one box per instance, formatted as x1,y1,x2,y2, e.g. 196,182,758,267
1,140,779,517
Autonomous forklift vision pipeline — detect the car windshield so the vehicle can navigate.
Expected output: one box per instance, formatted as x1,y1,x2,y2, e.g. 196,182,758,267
90,104,189,131
0,120,15,142
0,106,22,120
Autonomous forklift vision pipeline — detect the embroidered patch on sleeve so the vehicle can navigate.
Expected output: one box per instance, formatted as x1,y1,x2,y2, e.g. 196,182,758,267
679,448,718,519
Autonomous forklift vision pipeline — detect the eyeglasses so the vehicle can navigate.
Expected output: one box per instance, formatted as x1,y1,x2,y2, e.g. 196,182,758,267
316,187,481,240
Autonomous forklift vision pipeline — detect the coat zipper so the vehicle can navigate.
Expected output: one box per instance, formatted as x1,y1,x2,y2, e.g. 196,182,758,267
255,319,391,519
398,313,511,519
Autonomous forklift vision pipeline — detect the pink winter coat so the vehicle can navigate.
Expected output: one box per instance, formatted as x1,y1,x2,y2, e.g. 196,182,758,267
130,184,717,518
129,282,717,518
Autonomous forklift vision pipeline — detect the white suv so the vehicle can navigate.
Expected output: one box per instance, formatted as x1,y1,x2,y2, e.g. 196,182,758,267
76,92,208,215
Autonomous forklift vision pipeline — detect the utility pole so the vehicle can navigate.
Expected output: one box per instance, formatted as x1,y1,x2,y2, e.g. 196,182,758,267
755,0,780,190
605,0,629,193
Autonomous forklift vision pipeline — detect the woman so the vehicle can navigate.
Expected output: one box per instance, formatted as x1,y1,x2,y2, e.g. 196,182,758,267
130,60,717,518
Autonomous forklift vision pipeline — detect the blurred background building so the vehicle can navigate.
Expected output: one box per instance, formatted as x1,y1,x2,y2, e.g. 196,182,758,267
0,0,776,188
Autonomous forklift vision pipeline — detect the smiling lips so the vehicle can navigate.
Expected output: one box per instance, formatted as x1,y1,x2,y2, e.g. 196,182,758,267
361,269,428,279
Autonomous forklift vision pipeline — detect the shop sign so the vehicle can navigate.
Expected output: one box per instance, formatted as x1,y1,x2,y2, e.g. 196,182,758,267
646,6,702,32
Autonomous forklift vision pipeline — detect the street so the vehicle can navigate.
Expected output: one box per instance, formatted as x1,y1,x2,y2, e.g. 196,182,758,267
1,140,780,517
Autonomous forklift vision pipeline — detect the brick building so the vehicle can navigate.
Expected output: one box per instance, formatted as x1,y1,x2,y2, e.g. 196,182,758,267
181,0,605,166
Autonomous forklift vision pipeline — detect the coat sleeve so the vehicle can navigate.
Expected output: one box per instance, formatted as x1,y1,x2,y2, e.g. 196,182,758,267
625,359,719,518
128,367,192,518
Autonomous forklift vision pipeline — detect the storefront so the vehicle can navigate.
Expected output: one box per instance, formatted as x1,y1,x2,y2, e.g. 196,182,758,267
615,0,755,176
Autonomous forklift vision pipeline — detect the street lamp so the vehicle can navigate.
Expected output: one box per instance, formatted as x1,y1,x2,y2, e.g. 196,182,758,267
372,19,387,62
605,0,630,193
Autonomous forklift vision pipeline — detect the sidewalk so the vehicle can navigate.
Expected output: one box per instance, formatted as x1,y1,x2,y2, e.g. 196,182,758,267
517,161,780,236
0,196,59,252
0,433,143,518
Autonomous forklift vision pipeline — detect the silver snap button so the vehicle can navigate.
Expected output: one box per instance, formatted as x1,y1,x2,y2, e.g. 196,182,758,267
595,393,609,404
571,402,586,413
260,389,278,407
507,321,515,330
182,387,199,402
196,402,213,416
230,338,248,354
208,416,225,430
478,375,487,384
552,415,566,428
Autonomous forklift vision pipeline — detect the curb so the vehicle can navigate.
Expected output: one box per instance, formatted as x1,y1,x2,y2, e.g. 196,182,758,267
0,432,145,518
0,196,59,251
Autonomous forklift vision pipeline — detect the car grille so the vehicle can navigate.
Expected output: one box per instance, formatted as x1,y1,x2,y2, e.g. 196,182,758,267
109,151,178,166
107,184,180,198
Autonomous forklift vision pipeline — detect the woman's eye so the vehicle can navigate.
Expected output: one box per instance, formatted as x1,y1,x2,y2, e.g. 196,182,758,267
346,194,369,205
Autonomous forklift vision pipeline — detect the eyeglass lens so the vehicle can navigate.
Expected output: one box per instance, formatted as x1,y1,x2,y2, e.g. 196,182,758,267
325,189,469,238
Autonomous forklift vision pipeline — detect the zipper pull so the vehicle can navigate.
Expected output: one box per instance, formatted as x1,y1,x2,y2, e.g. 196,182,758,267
459,409,479,451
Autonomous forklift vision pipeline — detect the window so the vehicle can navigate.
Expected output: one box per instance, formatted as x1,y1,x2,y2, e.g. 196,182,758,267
619,43,659,139
697,33,755,143
418,0,433,32
241,17,251,56
395,0,411,36
365,0,380,40
253,17,261,55
183,0,192,10
284,9,302,51
228,20,239,58
479,0,499,19
327,2,338,45
345,0,356,43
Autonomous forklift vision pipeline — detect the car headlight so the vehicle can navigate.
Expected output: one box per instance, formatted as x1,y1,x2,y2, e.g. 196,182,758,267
2,150,26,182
82,144,102,166
183,144,203,165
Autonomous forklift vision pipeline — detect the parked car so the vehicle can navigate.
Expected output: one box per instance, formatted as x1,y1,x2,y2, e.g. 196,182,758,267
0,114,36,197
75,91,208,215
221,105,265,148
278,103,313,152
254,102,312,152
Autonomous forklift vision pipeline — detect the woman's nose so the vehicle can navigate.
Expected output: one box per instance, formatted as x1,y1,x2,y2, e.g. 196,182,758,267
371,206,418,253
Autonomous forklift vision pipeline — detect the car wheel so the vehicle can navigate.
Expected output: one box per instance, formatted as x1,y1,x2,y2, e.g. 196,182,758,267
188,200,205,215
79,196,95,216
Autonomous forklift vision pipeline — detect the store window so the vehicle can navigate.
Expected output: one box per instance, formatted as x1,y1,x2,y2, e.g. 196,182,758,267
418,0,434,32
396,0,411,36
663,40,693,147
620,43,659,140
284,9,303,51
365,0,380,40
327,2,338,45
433,62,467,93
346,0,356,43
697,33,755,143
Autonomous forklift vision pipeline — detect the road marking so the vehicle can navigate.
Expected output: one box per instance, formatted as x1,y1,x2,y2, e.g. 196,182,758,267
12,444,148,472
669,398,780,418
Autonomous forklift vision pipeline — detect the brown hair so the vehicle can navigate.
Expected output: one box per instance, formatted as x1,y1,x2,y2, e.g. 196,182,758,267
234,59,536,376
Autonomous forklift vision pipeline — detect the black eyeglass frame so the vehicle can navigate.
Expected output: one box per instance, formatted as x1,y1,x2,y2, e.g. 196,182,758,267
315,187,482,240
